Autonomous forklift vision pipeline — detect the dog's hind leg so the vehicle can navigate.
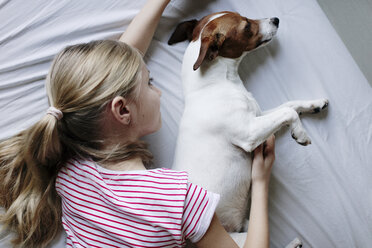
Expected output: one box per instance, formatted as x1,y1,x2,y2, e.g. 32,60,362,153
230,107,311,152
230,232,302,248
285,237,303,248
229,232,247,247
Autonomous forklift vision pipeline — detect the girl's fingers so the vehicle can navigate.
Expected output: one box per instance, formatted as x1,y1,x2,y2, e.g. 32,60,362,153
263,135,275,155
253,144,263,156
253,144,264,165
263,135,276,164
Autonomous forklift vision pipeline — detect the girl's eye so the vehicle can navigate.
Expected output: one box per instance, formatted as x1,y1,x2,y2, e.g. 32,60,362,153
148,77,154,86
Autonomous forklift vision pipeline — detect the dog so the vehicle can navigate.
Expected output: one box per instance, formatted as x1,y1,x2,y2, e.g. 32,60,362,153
169,11,327,247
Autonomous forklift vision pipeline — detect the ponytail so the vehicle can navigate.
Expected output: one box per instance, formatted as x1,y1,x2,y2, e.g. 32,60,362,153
0,114,64,247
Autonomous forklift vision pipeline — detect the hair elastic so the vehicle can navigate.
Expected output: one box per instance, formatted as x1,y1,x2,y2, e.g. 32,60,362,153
47,106,63,120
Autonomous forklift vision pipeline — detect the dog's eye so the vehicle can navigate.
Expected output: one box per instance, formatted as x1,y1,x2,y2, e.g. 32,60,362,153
148,77,154,86
210,44,218,52
244,22,253,38
244,22,251,31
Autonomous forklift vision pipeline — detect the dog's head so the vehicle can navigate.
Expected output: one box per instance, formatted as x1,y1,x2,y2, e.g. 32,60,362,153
168,11,279,70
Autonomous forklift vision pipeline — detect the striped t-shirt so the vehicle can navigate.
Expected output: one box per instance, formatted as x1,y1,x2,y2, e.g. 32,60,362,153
55,158,220,248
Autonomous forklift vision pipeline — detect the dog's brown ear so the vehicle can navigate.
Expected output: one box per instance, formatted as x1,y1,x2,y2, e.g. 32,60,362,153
193,33,225,71
168,19,198,45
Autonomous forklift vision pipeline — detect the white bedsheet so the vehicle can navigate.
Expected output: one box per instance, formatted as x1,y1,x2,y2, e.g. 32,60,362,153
1,0,371,247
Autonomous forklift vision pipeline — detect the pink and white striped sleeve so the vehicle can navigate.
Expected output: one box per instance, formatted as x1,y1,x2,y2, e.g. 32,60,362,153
181,183,220,243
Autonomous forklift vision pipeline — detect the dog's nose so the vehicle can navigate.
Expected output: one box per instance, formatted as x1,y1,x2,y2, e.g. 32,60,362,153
271,17,279,27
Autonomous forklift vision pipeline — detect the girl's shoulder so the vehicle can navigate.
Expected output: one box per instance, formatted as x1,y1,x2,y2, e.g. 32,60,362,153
63,157,188,182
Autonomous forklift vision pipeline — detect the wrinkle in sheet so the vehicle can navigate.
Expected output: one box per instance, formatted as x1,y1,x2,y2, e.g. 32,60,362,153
0,71,47,90
0,1,68,46
0,0,10,9
270,173,339,247
0,55,52,75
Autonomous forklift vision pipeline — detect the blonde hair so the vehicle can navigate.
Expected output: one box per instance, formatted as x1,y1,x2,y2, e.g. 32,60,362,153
0,40,153,247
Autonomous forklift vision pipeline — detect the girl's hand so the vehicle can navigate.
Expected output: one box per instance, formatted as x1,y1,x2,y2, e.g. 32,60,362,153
251,135,276,185
120,0,171,55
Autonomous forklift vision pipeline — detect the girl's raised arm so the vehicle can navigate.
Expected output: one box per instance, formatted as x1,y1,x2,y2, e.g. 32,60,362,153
120,0,170,55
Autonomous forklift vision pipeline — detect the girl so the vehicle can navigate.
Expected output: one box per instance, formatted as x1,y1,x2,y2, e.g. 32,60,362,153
0,0,275,247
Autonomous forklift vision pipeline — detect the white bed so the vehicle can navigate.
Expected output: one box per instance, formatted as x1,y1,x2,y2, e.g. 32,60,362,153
1,0,371,247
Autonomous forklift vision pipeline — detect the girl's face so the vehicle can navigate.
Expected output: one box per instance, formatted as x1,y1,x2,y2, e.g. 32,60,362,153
133,62,162,137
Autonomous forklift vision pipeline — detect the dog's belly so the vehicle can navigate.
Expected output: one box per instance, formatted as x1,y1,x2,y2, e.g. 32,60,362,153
173,84,259,231
173,126,252,231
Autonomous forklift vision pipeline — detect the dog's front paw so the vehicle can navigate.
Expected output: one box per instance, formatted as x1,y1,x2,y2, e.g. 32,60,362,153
297,98,329,115
285,237,302,248
311,98,329,114
291,125,311,146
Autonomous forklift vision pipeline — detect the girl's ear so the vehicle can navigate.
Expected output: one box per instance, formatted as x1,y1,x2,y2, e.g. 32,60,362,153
111,96,131,125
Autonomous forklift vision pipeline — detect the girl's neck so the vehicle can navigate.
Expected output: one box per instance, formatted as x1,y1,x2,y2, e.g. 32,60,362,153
100,157,146,172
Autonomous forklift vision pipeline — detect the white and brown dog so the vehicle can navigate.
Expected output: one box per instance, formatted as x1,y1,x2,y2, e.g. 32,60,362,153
169,11,327,247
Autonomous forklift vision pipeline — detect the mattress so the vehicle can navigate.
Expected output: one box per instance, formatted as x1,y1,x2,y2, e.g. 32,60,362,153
1,0,371,247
